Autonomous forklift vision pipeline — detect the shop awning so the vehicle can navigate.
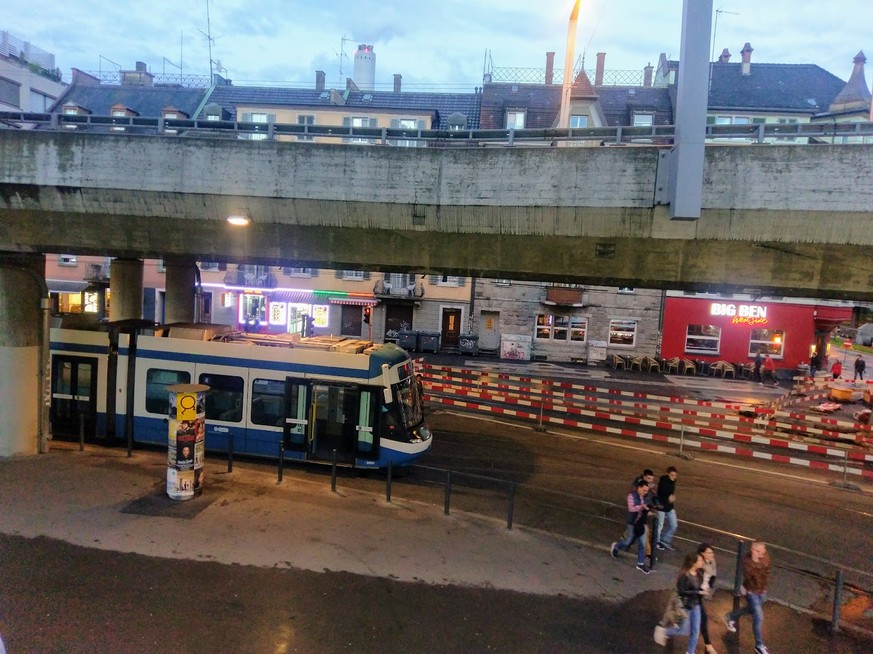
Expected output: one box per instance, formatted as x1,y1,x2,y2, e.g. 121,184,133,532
47,280,88,293
268,291,314,304
329,296,378,307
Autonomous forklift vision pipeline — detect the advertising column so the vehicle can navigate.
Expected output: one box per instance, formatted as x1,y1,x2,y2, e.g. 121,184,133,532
166,383,209,501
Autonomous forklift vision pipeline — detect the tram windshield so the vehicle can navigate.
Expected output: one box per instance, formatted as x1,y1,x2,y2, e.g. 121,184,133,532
394,374,423,427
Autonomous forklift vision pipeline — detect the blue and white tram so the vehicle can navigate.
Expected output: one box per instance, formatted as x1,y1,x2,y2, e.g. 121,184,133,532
49,325,432,468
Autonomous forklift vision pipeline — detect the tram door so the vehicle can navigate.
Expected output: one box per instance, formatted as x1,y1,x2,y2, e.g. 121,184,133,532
284,379,378,465
51,356,98,440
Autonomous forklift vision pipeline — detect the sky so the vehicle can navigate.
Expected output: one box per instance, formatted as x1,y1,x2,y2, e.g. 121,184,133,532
4,0,870,91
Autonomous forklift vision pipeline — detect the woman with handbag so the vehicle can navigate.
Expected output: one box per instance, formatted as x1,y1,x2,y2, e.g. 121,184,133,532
697,543,719,654
654,553,704,652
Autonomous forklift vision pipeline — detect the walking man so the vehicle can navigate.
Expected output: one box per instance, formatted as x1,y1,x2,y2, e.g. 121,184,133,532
724,540,771,654
854,355,866,381
611,479,653,574
656,466,678,551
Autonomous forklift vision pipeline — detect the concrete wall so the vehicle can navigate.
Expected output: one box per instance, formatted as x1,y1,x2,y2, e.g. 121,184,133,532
3,132,873,298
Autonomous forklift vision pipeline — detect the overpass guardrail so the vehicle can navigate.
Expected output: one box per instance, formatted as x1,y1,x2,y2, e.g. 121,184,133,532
3,111,873,146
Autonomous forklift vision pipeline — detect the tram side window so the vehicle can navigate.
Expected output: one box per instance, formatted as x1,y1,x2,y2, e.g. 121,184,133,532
251,378,284,426
145,369,191,414
199,373,244,423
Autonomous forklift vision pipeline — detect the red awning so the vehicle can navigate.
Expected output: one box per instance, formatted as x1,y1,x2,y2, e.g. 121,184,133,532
329,297,378,307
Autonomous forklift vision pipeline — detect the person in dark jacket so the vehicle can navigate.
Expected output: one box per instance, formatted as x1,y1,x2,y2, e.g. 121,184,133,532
654,552,704,651
656,466,679,551
697,543,719,654
610,480,653,574
724,540,772,654
854,355,866,381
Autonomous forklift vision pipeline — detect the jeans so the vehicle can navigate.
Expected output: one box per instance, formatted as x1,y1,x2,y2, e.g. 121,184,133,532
657,508,677,546
728,591,766,647
666,603,701,653
616,523,646,565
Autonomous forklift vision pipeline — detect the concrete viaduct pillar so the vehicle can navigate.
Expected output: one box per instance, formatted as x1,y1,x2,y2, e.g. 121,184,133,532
0,253,51,456
164,259,197,324
109,258,143,321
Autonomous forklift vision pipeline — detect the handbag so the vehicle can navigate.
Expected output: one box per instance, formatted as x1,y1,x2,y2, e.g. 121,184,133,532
659,591,688,627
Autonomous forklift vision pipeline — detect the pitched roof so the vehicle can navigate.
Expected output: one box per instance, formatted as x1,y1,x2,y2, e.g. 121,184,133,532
707,62,845,114
828,51,871,113
49,83,206,120
202,85,481,129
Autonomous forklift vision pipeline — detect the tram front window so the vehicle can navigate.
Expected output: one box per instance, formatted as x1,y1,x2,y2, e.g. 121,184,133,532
394,375,423,427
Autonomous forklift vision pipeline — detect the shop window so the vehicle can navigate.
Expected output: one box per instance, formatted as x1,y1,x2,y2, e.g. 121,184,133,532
570,317,587,342
145,368,191,414
536,314,586,341
685,324,721,354
749,329,785,358
608,319,637,347
199,372,244,422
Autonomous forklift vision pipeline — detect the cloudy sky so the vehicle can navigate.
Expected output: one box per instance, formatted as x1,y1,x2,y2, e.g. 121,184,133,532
4,0,870,90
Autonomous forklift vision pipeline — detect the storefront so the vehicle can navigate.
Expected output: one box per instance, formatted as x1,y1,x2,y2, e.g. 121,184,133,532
662,296,852,370
231,289,377,337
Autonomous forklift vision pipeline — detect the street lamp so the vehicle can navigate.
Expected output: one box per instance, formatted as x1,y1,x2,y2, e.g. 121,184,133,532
226,213,250,226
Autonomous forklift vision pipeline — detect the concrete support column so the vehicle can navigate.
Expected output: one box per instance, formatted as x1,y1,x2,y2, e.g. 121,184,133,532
0,253,48,456
164,259,197,324
109,258,144,321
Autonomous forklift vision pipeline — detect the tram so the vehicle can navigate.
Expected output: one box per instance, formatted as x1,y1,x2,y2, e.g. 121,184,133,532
49,323,432,468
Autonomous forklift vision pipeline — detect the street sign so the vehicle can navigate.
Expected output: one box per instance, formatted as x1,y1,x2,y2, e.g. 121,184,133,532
844,340,853,349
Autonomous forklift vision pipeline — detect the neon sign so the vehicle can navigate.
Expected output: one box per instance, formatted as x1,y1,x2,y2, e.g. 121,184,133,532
709,303,768,326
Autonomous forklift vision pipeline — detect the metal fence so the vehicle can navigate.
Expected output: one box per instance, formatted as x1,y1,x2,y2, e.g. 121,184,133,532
4,111,873,147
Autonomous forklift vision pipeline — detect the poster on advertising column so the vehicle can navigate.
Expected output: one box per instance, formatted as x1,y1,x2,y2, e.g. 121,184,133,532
166,383,209,501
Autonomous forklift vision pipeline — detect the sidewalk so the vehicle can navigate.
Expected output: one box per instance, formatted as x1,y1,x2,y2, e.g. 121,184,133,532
0,445,870,653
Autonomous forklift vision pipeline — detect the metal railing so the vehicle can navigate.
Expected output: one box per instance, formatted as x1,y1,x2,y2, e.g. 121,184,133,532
3,112,873,147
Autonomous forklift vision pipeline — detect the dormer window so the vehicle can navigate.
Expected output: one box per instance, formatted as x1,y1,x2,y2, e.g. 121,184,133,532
161,106,188,135
110,104,137,132
61,103,87,129
632,112,653,127
506,109,526,129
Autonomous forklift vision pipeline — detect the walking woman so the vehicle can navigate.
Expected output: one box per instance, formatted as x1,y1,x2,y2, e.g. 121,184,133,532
697,543,719,654
654,553,704,652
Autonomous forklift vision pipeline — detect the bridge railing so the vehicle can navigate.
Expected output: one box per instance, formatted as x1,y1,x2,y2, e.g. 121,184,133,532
3,111,873,146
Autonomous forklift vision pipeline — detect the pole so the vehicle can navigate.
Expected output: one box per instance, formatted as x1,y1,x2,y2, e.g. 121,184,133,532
386,461,393,502
331,449,338,493
557,0,581,131
732,540,746,615
832,569,844,633
444,470,452,515
227,431,234,473
277,440,284,484
506,483,516,530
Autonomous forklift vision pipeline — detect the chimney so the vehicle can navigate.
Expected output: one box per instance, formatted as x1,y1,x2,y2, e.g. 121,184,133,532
71,68,101,86
595,52,606,86
741,42,753,75
315,70,325,93
643,63,653,87
545,51,555,85
719,48,731,64
120,61,154,87
393,73,402,93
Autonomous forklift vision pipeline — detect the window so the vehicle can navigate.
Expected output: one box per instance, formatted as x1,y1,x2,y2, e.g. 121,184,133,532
199,261,220,271
342,270,366,280
393,117,419,147
608,319,637,347
297,114,315,141
569,114,588,128
345,116,375,144
536,314,586,342
632,112,653,127
251,378,285,426
30,89,55,112
433,274,462,287
283,267,316,277
0,77,19,107
685,324,721,354
199,373,244,422
617,287,635,294
145,368,191,414
749,329,785,358
58,254,78,267
494,279,511,286
506,110,526,129
247,113,269,140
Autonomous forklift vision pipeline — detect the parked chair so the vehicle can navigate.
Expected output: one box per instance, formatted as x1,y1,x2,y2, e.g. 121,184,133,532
609,353,626,370
681,359,698,375
711,360,736,378
642,356,661,373
630,356,644,371
663,357,681,374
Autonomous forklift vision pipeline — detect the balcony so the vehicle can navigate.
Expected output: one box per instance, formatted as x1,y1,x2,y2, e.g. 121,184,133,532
373,279,425,298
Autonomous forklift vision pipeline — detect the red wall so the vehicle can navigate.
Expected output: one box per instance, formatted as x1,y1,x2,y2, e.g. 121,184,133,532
662,298,850,369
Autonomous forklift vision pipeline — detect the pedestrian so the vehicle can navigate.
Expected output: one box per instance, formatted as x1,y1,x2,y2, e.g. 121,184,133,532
654,552,704,651
854,355,866,381
753,351,763,383
610,479,653,574
724,540,771,654
632,468,661,563
831,358,842,381
697,543,719,654
761,355,777,386
809,351,821,378
656,466,679,551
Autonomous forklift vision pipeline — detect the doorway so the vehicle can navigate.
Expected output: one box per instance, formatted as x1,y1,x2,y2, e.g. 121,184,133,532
480,311,500,352
51,356,98,440
441,308,462,351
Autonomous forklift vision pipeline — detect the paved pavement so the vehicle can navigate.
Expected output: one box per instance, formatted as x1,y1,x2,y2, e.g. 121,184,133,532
1,440,871,653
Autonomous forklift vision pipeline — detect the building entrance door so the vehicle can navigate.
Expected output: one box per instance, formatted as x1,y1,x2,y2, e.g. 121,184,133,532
441,308,462,351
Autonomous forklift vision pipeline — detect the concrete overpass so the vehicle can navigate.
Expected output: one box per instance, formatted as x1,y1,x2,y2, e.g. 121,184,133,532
2,130,873,300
